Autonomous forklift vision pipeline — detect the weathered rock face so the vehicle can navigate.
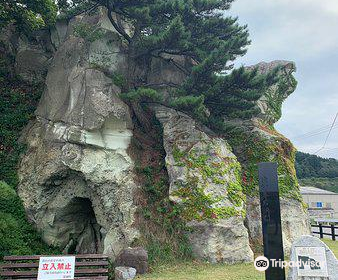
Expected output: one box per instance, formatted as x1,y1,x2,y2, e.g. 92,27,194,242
17,12,139,259
0,25,55,83
153,105,254,263
250,60,297,125
15,10,309,263
245,196,309,254
115,247,148,274
227,61,310,254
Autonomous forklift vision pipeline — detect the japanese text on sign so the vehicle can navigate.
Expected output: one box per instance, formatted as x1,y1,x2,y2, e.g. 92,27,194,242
37,256,75,280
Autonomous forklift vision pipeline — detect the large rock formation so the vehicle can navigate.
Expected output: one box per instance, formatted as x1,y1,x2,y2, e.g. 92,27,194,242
0,25,55,83
17,12,139,258
153,105,253,263
227,61,310,253
14,10,309,262
16,9,190,259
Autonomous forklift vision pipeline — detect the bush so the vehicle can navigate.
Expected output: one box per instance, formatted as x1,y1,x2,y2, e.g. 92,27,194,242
0,181,58,258
0,79,42,186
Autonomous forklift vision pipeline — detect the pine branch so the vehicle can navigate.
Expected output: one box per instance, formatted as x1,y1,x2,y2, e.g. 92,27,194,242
105,0,131,43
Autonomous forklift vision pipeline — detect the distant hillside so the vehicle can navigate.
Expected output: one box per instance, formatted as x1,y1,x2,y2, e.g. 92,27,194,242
295,151,338,179
296,151,338,194
298,177,338,194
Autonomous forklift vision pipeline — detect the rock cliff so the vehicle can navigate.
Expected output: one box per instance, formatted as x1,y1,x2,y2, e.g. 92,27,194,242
8,9,309,262
17,13,139,257
227,61,309,253
153,105,253,263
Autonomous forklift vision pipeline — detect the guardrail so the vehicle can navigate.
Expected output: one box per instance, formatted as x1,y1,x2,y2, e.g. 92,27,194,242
311,224,338,241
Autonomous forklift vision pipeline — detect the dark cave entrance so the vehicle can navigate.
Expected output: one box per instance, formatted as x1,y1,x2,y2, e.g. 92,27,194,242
55,197,103,254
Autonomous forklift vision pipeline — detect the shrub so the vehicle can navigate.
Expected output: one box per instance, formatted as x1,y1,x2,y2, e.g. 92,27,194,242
0,79,42,186
0,181,58,258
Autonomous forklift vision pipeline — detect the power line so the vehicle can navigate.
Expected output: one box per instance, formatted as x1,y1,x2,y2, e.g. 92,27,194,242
321,147,338,152
313,112,338,155
293,124,333,139
293,124,338,141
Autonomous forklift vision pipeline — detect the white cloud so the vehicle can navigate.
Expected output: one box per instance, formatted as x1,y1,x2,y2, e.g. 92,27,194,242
230,0,338,60
229,0,338,158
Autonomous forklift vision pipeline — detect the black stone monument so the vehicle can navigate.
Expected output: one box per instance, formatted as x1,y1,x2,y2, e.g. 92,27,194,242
258,162,286,280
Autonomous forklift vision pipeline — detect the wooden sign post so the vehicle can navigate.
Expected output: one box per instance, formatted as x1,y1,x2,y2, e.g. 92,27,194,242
258,162,286,280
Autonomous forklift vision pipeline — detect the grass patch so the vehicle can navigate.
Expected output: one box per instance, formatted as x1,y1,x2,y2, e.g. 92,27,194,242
136,262,264,280
137,241,338,280
323,239,338,257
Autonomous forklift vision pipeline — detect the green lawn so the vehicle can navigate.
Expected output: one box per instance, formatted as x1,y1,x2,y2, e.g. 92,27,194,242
137,262,264,280
137,241,338,280
324,239,338,257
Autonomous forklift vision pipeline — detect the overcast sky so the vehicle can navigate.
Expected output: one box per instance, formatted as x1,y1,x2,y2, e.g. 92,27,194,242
229,0,338,159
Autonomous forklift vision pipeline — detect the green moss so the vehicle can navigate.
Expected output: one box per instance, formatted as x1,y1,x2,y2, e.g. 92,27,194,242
227,126,302,201
73,22,105,42
172,146,186,166
171,144,245,222
264,66,298,124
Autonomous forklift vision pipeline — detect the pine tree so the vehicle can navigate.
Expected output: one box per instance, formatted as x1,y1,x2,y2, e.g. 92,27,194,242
58,0,279,127
0,0,57,31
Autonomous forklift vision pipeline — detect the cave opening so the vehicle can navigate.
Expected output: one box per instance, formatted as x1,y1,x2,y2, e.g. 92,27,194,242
55,197,103,254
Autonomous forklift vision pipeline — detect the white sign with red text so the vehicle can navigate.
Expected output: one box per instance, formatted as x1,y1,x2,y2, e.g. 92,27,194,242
37,256,75,280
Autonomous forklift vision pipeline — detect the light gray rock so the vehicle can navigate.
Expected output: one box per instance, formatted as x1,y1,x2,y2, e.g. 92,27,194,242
17,12,140,260
0,25,54,82
50,19,69,49
287,235,338,280
15,48,50,82
115,247,148,274
187,218,254,264
226,61,310,255
245,196,310,256
246,60,297,125
35,34,127,130
18,116,140,259
115,267,137,280
152,105,254,263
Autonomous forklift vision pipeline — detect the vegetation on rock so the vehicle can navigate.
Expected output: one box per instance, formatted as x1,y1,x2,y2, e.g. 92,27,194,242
0,181,57,258
172,145,245,221
0,0,57,31
130,111,193,264
57,0,280,125
0,54,42,186
226,127,302,201
0,45,56,258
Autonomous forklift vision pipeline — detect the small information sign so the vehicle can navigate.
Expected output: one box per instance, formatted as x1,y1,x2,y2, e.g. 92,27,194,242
37,256,75,280
296,247,328,277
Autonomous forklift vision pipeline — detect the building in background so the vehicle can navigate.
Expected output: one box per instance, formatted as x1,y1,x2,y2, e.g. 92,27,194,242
300,187,338,219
